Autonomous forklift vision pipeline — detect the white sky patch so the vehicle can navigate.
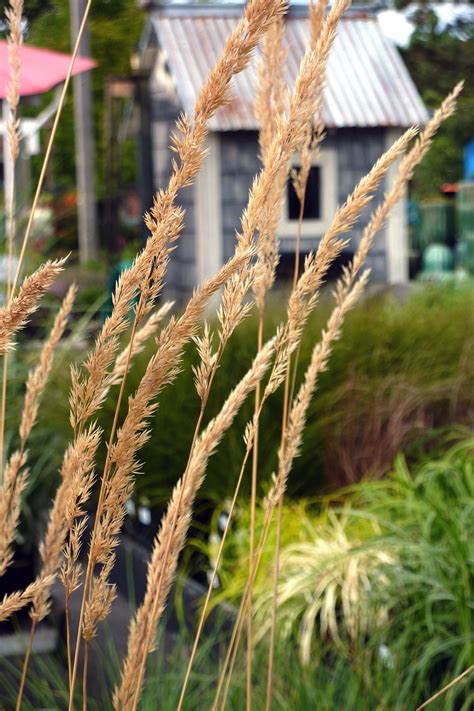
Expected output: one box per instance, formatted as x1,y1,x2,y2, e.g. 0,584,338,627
378,2,474,47
430,2,474,30
378,9,414,47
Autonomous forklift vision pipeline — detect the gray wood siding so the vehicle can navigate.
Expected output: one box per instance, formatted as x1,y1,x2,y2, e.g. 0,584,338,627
333,128,387,282
151,124,397,296
219,128,389,282
219,131,262,262
151,114,198,301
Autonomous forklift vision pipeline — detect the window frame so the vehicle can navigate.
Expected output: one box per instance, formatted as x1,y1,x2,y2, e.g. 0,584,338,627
279,147,338,238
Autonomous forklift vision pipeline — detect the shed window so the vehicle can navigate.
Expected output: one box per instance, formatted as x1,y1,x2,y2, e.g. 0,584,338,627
287,166,321,221
279,148,337,240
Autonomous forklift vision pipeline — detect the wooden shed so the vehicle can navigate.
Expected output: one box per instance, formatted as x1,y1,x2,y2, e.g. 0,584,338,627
137,1,428,300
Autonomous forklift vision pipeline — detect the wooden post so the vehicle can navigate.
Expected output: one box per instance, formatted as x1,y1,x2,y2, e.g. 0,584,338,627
70,0,98,263
2,100,14,237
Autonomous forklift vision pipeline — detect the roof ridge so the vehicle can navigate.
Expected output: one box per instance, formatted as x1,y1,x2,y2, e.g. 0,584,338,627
147,2,382,18
147,8,428,130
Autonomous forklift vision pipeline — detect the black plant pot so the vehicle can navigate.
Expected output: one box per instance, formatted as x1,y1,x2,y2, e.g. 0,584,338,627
0,544,36,633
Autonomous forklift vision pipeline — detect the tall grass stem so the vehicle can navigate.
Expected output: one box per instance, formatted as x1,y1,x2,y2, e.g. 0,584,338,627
247,311,264,709
265,163,306,710
15,618,36,711
416,666,473,710
68,307,141,709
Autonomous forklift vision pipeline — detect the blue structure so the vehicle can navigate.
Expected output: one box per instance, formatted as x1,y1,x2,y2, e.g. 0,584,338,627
464,138,474,182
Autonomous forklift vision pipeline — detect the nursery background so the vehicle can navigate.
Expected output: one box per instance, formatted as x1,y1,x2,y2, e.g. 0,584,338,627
0,0,473,709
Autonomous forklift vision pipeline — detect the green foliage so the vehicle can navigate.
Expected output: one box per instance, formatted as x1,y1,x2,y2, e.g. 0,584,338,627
26,1,143,192
361,441,474,704
0,625,410,710
26,281,474,512
400,8,474,198
4,290,107,537
3,285,473,707
2,544,472,711
210,439,474,709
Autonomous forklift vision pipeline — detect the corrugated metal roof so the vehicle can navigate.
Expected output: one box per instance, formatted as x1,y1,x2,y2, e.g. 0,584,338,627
150,10,428,130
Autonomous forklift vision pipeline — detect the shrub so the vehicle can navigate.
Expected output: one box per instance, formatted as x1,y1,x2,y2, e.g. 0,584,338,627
30,282,474,508
0,629,401,710
212,439,474,708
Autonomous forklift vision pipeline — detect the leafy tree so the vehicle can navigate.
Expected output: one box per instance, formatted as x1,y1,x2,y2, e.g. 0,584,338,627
1,1,53,22
5,1,471,205
22,0,143,195
400,7,474,198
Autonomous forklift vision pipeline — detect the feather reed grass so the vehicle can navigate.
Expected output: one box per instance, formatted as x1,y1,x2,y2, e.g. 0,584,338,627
4,0,22,299
25,246,155,703
248,16,288,705
111,301,174,384
1,9,92,707
264,0,383,693
346,81,464,284
174,3,384,693
14,423,101,711
9,0,93,304
0,0,23,478
230,87,461,707
62,2,272,668
179,14,417,707
1,10,95,648
0,452,27,576
66,0,287,696
177,325,296,708
252,14,287,310
119,48,412,692
213,271,369,711
212,116,453,707
114,340,275,710
67,0,288,703
253,1,326,699
0,259,66,354
264,83,462,705
79,250,250,636
257,126,418,695
0,576,53,623
0,285,76,577
68,249,251,708
290,0,328,283
180,124,415,707
0,2,463,708
173,1,372,692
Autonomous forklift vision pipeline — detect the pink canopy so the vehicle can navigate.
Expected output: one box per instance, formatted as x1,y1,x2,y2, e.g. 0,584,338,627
0,40,96,99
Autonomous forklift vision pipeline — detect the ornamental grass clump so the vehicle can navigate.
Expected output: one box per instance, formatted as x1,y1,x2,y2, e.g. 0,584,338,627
0,0,465,708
